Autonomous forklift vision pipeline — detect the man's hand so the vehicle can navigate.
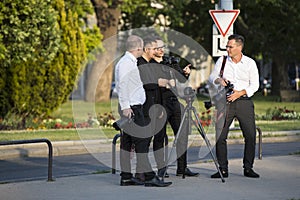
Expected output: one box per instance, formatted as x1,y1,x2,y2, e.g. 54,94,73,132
215,78,228,87
183,64,191,76
122,108,133,118
158,78,168,87
158,78,175,88
227,89,247,102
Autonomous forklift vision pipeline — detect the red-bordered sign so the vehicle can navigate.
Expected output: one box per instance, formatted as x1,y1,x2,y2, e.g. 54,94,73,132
209,10,240,37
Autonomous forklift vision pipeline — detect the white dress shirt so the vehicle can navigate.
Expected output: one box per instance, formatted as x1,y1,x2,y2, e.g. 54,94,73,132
115,51,146,110
209,54,259,97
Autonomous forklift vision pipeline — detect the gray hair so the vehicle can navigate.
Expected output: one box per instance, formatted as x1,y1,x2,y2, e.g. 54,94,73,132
126,35,143,51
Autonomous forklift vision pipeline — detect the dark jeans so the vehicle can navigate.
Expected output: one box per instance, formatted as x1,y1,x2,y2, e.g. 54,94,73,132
216,99,256,170
119,105,155,181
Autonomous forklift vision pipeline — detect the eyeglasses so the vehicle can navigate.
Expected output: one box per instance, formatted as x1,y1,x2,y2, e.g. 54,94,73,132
226,44,241,49
154,46,165,51
226,45,235,49
146,47,155,50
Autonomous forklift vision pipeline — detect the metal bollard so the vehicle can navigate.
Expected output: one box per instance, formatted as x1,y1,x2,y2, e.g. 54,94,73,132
0,138,54,181
112,133,121,174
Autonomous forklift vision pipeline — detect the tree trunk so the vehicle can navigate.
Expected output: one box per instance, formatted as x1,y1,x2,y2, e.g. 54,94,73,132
85,0,121,102
271,56,288,96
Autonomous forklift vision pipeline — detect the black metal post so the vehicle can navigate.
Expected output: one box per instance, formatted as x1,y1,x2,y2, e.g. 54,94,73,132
112,133,121,174
0,139,54,181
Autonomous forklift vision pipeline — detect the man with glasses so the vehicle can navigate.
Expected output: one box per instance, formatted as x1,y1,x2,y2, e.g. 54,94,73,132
151,38,199,178
115,35,172,187
209,34,260,179
135,36,163,181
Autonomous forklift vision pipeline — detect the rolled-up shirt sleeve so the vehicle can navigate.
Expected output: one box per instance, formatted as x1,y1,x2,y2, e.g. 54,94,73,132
244,59,259,97
209,56,223,86
208,55,259,98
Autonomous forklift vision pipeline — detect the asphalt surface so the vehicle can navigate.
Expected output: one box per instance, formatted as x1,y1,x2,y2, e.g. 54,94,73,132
0,142,299,183
0,132,299,200
0,154,299,200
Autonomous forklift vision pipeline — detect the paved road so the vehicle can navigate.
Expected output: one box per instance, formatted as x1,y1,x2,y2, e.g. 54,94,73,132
0,142,299,183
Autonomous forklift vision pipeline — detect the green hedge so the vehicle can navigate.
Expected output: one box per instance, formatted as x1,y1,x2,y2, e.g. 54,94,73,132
0,0,102,128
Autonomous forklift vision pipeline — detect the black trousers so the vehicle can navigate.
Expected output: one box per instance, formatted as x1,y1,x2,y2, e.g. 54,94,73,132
216,99,257,170
119,105,155,180
157,96,188,171
142,89,166,170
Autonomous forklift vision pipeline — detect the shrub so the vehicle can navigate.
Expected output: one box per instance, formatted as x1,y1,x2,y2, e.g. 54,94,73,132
258,107,300,120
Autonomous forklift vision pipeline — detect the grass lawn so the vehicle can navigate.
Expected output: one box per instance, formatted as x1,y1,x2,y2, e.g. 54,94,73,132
0,93,299,141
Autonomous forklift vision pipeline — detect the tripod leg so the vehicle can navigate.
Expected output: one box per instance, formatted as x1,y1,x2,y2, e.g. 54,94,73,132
192,108,225,183
162,106,189,181
181,106,192,179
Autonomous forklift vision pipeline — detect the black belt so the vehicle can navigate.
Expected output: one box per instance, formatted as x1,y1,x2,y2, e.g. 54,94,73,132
131,104,142,109
237,95,251,100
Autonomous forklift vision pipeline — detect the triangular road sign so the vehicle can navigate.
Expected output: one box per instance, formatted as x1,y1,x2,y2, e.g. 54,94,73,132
209,10,240,37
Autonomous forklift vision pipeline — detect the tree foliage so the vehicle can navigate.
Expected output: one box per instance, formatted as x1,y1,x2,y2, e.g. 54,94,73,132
235,0,300,94
0,0,60,119
0,0,102,127
119,0,300,96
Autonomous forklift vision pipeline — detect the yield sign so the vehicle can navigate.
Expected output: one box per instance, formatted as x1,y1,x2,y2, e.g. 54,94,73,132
209,10,240,37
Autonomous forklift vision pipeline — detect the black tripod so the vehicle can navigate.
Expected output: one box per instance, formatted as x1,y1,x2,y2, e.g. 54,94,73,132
163,87,225,183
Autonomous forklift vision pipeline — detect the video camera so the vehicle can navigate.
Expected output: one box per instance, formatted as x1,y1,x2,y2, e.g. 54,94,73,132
161,55,184,75
183,86,196,101
112,115,134,131
204,81,234,110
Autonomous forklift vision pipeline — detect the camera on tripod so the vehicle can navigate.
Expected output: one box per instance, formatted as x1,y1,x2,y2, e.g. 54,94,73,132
204,81,234,110
161,55,184,74
112,115,134,131
162,55,180,66
183,86,196,101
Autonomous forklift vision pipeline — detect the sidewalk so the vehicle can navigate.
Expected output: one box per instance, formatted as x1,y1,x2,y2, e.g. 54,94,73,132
0,155,299,200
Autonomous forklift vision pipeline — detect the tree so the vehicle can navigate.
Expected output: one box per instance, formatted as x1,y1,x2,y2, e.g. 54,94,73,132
0,0,102,127
120,0,300,98
85,0,122,102
119,0,215,87
0,0,60,119
235,0,300,96
85,0,299,102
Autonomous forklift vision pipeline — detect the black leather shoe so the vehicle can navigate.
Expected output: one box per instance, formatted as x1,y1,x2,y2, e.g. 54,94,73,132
158,168,169,178
135,173,145,182
244,169,260,178
144,176,172,187
211,170,228,178
176,168,199,177
120,177,144,186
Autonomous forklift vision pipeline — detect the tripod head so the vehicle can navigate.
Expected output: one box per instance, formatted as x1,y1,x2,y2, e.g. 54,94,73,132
182,87,196,105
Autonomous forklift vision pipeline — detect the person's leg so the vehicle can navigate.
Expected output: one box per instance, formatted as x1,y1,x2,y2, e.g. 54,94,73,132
120,132,133,179
131,106,156,181
236,100,256,170
216,103,236,171
167,100,199,176
153,124,167,170
168,100,188,172
211,103,235,178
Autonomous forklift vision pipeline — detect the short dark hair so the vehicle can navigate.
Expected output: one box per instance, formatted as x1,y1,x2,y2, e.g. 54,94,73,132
143,36,156,49
228,34,244,47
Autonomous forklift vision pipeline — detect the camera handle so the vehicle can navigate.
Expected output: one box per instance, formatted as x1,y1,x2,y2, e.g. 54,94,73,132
162,97,225,183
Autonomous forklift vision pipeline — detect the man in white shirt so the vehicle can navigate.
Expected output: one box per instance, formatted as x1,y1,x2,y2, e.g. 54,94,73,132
115,35,172,187
209,34,260,179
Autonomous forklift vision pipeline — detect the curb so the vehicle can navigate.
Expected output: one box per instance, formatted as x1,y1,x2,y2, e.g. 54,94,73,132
0,131,299,159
